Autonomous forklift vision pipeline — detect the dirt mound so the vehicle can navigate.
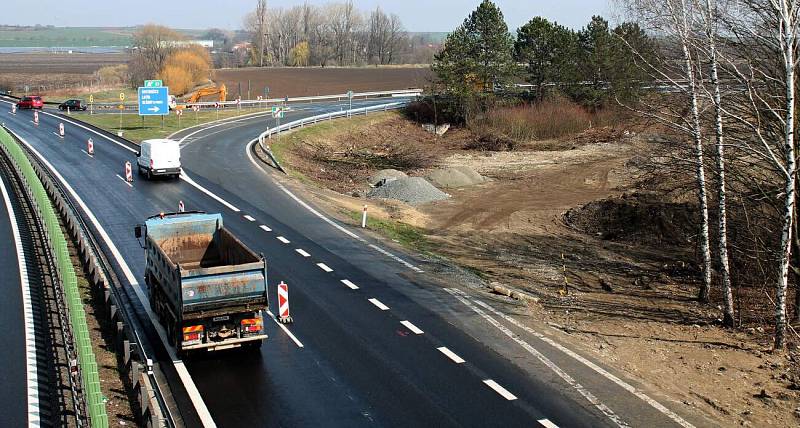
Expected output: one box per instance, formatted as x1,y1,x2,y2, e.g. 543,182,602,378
425,166,486,188
367,177,449,205
369,169,408,187
564,192,697,246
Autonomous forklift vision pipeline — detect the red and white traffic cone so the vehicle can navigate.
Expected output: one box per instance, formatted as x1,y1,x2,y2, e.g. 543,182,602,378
178,200,185,212
87,138,94,155
277,281,292,323
58,122,65,138
33,110,39,125
124,161,133,182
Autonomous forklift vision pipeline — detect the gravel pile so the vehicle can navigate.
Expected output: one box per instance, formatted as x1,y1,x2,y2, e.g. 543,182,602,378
369,169,408,187
367,177,449,205
426,166,486,188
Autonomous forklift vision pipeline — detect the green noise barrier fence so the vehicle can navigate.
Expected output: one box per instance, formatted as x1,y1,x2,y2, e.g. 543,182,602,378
0,127,108,427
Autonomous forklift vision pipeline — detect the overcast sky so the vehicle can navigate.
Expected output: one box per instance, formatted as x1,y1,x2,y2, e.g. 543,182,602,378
2,0,613,32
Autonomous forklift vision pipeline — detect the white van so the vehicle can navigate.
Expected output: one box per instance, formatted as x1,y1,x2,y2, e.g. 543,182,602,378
137,139,181,180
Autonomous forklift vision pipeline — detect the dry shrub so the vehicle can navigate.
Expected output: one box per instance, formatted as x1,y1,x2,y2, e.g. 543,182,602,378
471,97,623,144
158,65,193,95
161,46,211,95
96,64,128,85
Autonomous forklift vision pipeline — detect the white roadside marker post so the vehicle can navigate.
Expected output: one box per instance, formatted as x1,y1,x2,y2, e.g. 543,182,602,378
11,104,16,115
87,138,94,155
33,110,39,125
178,200,185,213
58,122,64,138
361,205,368,228
125,161,133,182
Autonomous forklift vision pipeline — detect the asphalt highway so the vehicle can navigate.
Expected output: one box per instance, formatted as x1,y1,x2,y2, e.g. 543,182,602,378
0,98,700,428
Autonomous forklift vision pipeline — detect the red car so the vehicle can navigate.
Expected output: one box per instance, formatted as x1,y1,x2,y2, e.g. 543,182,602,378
17,96,44,110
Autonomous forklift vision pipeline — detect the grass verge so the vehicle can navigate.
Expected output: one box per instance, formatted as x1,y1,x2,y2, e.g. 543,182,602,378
77,107,274,142
345,209,431,254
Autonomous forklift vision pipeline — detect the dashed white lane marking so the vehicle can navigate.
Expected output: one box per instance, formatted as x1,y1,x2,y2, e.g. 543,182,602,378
295,248,310,257
0,175,41,427
368,298,389,311
465,291,694,428
80,149,94,158
483,379,517,401
243,215,255,222
259,225,272,232
400,320,424,335
437,347,465,364
538,419,559,428
277,236,290,244
244,138,424,273
115,174,133,188
266,309,304,348
52,131,64,139
445,288,627,427
340,279,359,290
317,262,333,272
4,127,217,427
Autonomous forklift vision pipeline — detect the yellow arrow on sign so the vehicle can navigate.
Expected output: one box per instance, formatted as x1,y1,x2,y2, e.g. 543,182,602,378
120,92,125,101
89,94,94,103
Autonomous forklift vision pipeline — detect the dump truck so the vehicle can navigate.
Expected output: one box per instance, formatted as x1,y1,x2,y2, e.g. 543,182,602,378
135,212,268,354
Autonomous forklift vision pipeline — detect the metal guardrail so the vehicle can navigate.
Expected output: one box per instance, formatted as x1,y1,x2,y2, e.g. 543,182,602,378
87,89,423,111
254,100,414,173
0,126,109,427
0,125,173,427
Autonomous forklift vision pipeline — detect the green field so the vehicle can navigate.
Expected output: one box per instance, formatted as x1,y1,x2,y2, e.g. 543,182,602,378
0,26,208,48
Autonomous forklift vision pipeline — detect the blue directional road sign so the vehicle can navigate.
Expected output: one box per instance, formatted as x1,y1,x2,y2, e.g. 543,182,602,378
138,86,169,116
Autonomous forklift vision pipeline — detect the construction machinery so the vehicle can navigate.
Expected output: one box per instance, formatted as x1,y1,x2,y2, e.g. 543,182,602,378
186,84,227,104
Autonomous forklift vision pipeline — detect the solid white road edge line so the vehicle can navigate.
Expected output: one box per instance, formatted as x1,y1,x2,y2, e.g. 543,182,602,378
180,173,240,212
0,175,41,427
265,309,304,348
244,138,424,273
368,298,389,311
437,347,465,364
400,320,424,335
259,225,272,232
445,289,627,427
463,290,694,428
483,379,518,401
277,236,290,244
4,127,217,428
538,418,559,428
340,279,359,290
317,262,333,272
295,248,311,257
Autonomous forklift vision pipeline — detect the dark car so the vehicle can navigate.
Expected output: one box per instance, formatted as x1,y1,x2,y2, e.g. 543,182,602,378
59,99,87,111
17,96,44,109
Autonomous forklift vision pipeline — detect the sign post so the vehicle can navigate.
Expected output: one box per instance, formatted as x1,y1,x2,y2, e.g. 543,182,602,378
272,106,285,135
89,94,94,115
119,92,125,135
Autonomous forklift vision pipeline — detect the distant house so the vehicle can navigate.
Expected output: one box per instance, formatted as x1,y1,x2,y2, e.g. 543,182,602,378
232,41,252,51
159,40,214,49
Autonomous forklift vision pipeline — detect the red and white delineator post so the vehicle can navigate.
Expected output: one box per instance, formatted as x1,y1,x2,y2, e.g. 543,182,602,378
58,122,65,138
277,281,292,323
124,161,133,182
11,104,16,114
87,138,94,155
178,200,185,212
33,110,39,125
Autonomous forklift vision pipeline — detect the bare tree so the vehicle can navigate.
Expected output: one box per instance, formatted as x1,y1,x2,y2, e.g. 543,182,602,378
620,0,714,304
256,0,268,67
